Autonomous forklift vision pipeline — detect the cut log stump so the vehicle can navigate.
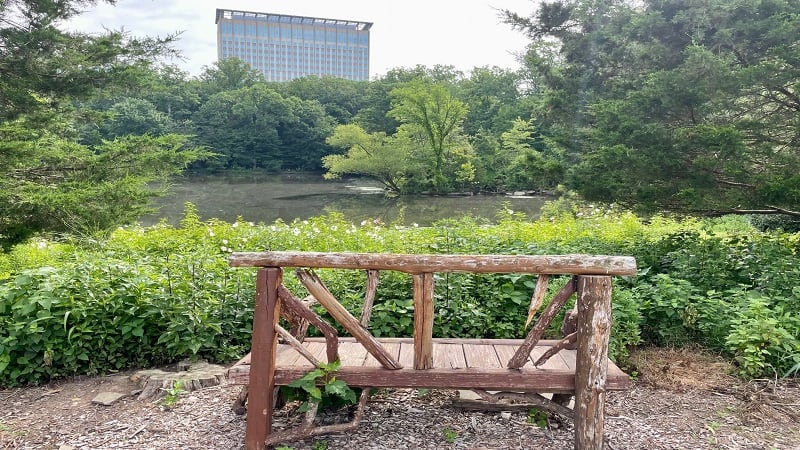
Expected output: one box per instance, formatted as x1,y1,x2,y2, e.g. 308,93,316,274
130,360,227,400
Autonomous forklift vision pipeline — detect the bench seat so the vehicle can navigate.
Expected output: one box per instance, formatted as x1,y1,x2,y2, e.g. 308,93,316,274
227,337,631,392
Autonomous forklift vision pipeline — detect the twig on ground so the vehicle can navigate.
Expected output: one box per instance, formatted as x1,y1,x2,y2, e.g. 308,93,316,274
129,424,147,439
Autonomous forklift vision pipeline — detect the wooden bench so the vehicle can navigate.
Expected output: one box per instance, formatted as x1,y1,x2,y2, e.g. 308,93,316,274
227,251,636,450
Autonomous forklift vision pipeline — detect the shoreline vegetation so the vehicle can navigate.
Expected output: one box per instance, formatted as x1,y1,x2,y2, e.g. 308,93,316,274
1,203,798,388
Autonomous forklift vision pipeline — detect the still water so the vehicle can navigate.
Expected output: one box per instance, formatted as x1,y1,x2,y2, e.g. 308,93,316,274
140,173,549,226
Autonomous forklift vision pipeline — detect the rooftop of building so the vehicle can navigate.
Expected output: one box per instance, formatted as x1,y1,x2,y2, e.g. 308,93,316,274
215,9,372,31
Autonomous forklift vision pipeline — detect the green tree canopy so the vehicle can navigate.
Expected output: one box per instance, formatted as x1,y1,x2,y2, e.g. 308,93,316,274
99,97,175,139
192,84,334,171
505,0,800,215
389,79,471,192
322,124,413,193
0,0,209,248
1,0,179,122
196,58,265,101
275,76,369,124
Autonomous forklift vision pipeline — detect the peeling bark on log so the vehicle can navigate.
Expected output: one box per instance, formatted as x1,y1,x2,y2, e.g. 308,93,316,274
574,276,612,450
278,286,339,363
359,270,380,327
230,252,637,276
284,295,317,342
525,274,550,327
534,332,578,367
508,277,577,369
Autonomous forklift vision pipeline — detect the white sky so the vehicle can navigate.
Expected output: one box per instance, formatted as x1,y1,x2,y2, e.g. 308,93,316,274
66,0,537,79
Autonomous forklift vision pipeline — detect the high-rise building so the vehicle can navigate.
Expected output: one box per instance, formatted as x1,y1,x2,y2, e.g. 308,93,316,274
215,9,372,82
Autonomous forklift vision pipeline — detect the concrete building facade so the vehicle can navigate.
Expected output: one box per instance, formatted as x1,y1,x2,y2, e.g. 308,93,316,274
215,9,372,82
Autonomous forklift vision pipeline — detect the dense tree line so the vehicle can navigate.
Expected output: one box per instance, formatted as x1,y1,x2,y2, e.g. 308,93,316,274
81,59,535,188
503,0,800,217
2,0,798,248
0,0,210,250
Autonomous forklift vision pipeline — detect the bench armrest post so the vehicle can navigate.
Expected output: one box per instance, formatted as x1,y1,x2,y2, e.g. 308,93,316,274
413,273,435,369
245,268,282,450
574,275,612,450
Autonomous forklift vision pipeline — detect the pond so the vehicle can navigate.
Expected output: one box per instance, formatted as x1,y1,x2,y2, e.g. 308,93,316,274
140,173,550,226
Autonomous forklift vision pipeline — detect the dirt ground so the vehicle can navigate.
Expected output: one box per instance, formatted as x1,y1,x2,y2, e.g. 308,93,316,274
1,347,798,450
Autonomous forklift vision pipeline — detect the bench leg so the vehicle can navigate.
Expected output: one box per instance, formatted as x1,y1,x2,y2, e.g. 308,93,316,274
574,275,612,450
246,268,282,450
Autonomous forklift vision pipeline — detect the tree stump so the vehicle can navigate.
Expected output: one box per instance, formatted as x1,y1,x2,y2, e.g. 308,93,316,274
130,360,227,400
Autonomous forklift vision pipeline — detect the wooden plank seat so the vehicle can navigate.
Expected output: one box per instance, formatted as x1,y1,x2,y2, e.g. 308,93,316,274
228,251,637,450
228,337,632,392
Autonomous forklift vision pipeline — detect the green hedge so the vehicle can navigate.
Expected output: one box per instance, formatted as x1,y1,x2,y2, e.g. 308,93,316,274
1,205,798,386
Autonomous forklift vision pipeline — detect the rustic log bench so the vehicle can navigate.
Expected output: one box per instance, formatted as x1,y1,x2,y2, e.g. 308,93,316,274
227,251,636,450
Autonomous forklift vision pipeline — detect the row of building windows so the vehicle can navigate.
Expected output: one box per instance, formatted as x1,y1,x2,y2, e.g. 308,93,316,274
220,40,367,54
216,10,370,81
219,21,368,46
220,46,367,62
220,47,367,66
221,53,367,69
256,69,369,82
222,56,367,74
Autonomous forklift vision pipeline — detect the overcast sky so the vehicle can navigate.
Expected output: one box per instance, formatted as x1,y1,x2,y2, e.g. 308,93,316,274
66,0,536,79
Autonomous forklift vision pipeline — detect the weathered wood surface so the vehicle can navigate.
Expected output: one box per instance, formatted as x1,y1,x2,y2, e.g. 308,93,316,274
132,361,226,400
230,251,637,275
525,274,550,327
277,286,338,363
413,272,435,369
470,389,575,420
296,269,402,370
574,276,613,450
508,276,577,369
283,294,316,342
534,332,578,367
227,339,631,392
275,324,320,367
359,270,380,326
230,252,635,450
245,268,281,450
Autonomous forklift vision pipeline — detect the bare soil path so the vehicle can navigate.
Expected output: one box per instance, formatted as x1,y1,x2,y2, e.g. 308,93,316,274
1,348,798,449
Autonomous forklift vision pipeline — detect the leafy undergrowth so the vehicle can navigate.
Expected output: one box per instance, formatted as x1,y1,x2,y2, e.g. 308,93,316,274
1,204,798,387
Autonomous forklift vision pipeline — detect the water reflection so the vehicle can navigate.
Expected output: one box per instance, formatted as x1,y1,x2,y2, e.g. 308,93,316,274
141,173,549,226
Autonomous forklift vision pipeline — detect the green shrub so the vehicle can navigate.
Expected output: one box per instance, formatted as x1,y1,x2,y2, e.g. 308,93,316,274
726,292,800,378
609,288,642,364
1,204,798,385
